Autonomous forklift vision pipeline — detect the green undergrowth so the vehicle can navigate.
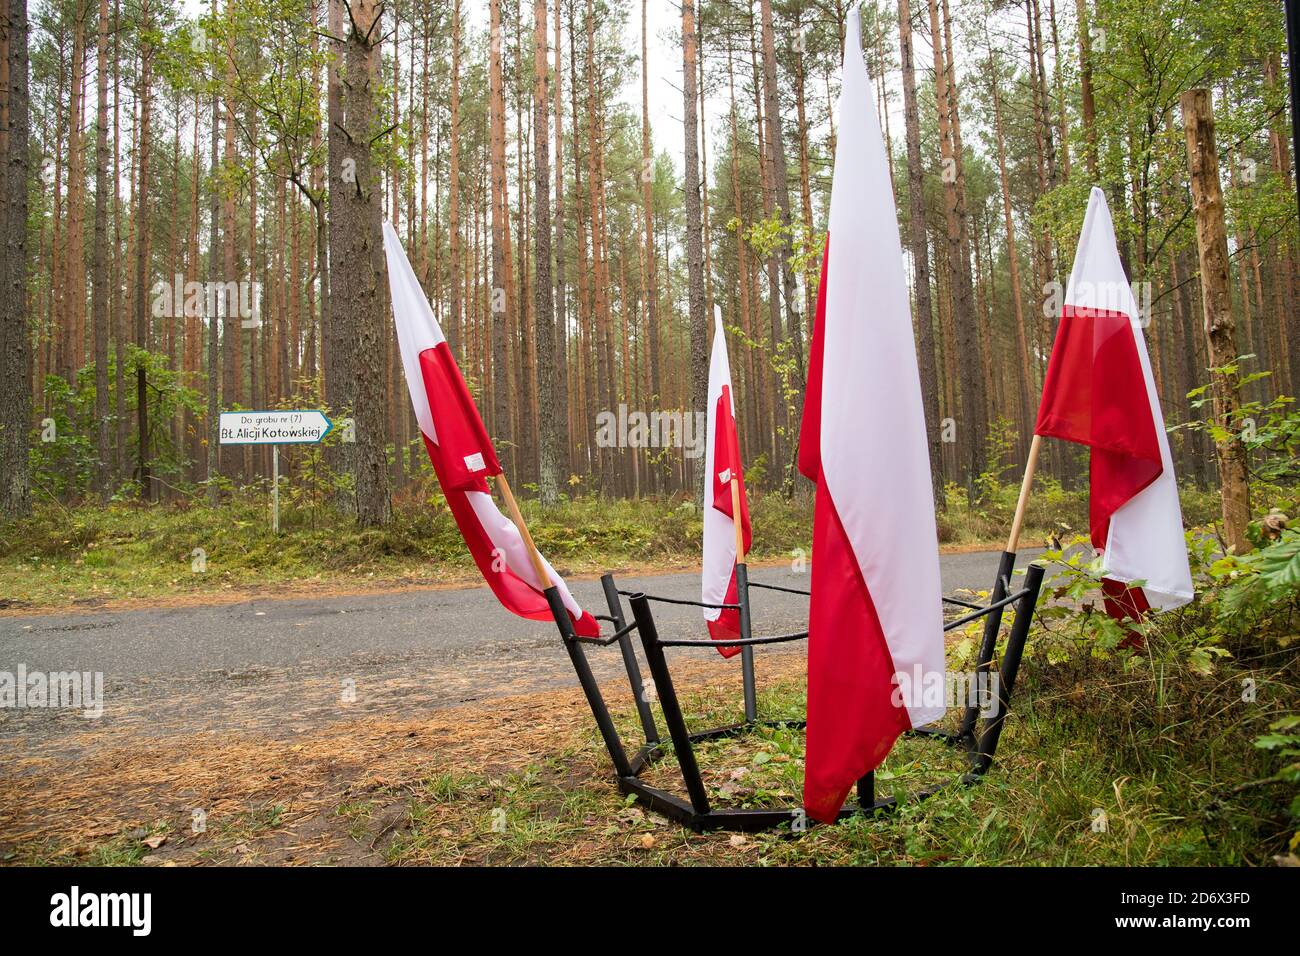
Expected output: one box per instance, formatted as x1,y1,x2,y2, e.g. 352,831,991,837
0,481,1224,609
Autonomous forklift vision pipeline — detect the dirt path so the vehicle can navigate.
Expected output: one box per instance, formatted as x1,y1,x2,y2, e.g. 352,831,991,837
1,654,808,865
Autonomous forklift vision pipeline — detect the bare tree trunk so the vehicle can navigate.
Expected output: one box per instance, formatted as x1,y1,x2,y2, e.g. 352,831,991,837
640,0,659,408
1075,0,1097,178
489,0,510,461
758,0,805,431
988,43,1032,451
91,0,111,498
533,0,560,503
205,42,221,504
682,0,706,501
928,0,985,488
134,0,153,500
221,13,238,480
0,0,31,517
324,0,353,493
447,0,461,358
552,0,569,477
1181,88,1250,555
331,0,392,525
899,0,945,509
64,4,87,380
111,0,124,477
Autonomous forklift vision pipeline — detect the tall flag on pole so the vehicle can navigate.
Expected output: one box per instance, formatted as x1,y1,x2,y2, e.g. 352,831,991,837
702,305,751,658
796,9,946,824
382,221,599,637
1034,187,1193,620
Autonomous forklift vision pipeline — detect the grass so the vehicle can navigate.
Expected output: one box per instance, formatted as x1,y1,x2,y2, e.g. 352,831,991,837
371,651,1294,866
0,482,1222,610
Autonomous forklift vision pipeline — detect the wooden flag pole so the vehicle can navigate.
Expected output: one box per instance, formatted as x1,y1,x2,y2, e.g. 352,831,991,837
495,472,553,590
1005,433,1043,554
730,476,746,563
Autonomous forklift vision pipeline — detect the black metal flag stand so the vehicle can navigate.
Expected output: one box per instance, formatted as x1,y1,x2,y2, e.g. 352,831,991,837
545,552,1045,832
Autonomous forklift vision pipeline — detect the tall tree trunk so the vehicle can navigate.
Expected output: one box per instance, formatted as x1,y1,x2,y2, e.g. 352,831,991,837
898,0,945,509
585,0,612,494
0,0,31,517
448,0,462,358
64,4,87,380
134,0,153,500
489,0,511,462
929,0,986,489
640,0,659,408
682,0,707,500
988,43,1032,451
91,0,111,498
758,0,805,442
111,0,124,476
1074,0,1097,178
324,0,353,490
205,51,221,504
1181,89,1250,555
533,0,560,503
220,15,238,480
331,0,392,525
552,0,569,477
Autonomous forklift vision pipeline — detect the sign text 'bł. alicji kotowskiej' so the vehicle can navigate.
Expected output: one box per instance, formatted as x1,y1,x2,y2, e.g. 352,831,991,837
217,410,333,445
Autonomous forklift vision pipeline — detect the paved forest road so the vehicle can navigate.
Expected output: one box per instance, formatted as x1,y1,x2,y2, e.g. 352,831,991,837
1,550,1040,758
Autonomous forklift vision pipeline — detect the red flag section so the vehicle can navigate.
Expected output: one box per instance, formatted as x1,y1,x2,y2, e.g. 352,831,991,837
703,311,752,656
1035,305,1163,553
1031,187,1193,627
383,221,598,638
705,385,752,654
710,385,751,536
1035,304,1165,636
419,343,501,491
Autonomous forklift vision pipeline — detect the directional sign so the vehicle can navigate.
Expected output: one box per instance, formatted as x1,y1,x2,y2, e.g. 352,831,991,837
218,410,333,445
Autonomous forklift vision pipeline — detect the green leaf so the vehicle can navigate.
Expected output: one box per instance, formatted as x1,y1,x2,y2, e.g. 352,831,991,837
1255,533,1300,592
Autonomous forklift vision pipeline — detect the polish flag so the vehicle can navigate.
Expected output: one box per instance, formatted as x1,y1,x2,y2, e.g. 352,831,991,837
796,9,946,824
381,221,599,637
702,306,752,658
1034,188,1193,620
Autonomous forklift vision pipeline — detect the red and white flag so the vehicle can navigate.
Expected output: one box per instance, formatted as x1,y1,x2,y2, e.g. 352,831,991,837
1035,187,1193,620
797,9,946,824
702,305,751,658
382,221,599,637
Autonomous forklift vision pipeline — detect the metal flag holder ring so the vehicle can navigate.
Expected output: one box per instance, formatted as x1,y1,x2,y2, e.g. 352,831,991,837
543,552,1046,833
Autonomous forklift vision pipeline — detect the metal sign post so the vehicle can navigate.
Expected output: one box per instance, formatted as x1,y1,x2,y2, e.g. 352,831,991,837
217,410,333,533
272,445,280,534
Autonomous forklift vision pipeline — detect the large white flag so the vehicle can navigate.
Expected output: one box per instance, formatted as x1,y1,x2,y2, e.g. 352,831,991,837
796,8,946,823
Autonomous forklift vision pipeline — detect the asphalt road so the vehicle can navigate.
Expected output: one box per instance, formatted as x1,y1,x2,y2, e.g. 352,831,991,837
0,549,1040,754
